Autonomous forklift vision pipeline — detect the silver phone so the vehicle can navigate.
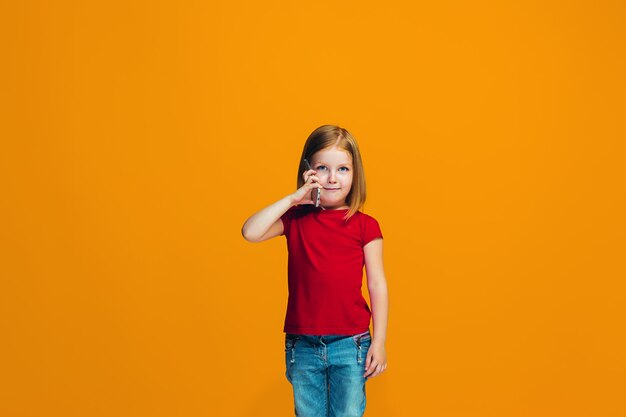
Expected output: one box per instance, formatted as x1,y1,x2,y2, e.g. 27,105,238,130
303,158,321,207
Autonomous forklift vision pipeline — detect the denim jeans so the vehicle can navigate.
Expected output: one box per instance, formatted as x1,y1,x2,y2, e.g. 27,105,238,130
284,330,371,417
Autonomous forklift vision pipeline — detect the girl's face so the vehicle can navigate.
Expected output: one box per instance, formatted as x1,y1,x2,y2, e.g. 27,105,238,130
310,146,353,210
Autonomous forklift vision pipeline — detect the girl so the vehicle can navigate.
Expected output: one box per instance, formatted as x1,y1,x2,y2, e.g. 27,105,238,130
241,125,388,417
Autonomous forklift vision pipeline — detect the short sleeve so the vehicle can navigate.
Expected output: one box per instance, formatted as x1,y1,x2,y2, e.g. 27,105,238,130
280,206,297,237
362,215,383,246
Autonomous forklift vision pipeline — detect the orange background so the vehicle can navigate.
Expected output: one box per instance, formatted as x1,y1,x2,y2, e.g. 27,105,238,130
2,1,625,416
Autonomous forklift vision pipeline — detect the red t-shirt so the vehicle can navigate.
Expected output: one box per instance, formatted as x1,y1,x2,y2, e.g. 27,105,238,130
280,205,383,335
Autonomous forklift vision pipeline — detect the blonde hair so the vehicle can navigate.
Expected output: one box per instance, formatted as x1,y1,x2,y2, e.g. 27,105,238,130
297,125,366,220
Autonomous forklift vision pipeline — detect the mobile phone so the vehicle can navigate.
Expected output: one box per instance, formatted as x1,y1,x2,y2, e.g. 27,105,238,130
303,158,321,207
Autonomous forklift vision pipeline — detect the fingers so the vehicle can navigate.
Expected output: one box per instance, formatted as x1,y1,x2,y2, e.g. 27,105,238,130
364,361,377,378
363,353,387,379
364,361,387,379
306,178,322,190
302,169,321,186
292,170,322,205
302,168,315,181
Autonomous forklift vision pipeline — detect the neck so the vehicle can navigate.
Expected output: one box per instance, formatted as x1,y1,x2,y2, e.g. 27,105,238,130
321,204,349,210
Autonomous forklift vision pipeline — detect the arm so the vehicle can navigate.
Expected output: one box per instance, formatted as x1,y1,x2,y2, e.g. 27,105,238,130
241,195,293,242
363,237,388,379
241,169,322,243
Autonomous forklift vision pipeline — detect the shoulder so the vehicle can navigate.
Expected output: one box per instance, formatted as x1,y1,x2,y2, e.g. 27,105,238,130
292,204,316,217
354,210,381,226
354,210,383,245
282,204,315,221
284,204,314,215
281,205,315,237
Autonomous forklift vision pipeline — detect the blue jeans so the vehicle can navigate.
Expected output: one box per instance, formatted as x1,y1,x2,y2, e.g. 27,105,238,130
284,330,371,417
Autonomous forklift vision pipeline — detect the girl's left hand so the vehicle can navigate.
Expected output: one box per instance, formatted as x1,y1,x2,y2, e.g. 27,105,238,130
364,342,387,379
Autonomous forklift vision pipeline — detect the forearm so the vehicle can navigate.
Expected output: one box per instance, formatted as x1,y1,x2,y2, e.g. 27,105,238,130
241,194,295,241
369,281,388,346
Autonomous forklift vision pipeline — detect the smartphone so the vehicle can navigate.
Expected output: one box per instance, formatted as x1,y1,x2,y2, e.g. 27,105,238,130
303,158,321,207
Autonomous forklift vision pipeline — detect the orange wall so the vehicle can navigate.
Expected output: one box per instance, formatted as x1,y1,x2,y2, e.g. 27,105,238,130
2,1,625,416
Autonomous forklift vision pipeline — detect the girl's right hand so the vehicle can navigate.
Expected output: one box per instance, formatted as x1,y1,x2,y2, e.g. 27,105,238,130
290,169,322,206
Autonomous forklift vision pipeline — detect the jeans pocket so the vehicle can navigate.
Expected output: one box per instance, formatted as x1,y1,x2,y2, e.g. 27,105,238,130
351,331,371,346
352,331,371,364
285,334,299,364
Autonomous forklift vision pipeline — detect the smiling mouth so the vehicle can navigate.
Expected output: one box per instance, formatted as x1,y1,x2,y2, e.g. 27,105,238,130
324,188,340,190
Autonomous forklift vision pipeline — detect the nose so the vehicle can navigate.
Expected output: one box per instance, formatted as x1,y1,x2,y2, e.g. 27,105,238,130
328,170,337,183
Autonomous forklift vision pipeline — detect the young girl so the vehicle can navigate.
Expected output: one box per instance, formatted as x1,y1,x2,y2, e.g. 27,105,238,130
241,125,388,417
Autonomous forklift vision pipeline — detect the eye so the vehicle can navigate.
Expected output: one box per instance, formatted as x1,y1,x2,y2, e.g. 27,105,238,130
339,167,350,172
316,165,327,171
